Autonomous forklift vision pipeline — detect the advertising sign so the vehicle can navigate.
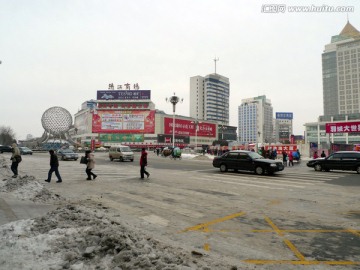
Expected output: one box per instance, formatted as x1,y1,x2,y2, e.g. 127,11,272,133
99,134,144,142
325,121,360,133
157,134,190,144
164,118,216,137
92,110,155,134
276,112,293,120
97,90,151,100
264,144,297,152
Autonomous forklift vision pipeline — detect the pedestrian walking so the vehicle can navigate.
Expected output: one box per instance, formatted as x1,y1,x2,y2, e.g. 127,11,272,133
282,151,288,167
10,143,21,178
320,150,326,158
140,148,150,179
288,152,294,166
45,150,62,183
313,151,319,159
85,150,97,180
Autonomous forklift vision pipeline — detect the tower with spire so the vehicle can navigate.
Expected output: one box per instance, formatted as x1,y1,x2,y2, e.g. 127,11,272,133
322,20,360,117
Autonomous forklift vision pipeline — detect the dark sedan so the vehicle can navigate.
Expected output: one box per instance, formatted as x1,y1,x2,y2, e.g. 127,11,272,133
57,149,79,161
213,150,284,175
0,145,12,153
306,151,360,174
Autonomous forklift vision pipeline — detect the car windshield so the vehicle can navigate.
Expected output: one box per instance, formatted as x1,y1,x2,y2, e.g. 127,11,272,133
120,147,132,152
61,149,74,153
248,152,264,159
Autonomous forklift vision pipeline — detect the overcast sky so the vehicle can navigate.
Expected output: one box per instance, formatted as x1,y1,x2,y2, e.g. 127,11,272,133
1,0,359,140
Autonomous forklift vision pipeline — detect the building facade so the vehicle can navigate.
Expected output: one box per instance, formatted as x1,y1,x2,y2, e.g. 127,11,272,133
274,112,293,143
322,21,360,116
72,89,237,149
304,114,360,147
238,95,273,144
190,73,230,125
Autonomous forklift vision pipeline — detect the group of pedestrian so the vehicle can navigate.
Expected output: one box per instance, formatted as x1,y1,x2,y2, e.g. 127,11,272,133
45,149,98,183
10,143,150,183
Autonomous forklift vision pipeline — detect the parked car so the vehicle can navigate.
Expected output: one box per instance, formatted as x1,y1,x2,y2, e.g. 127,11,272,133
19,146,33,155
0,145,12,153
109,145,134,162
306,151,360,174
212,150,284,175
57,149,79,161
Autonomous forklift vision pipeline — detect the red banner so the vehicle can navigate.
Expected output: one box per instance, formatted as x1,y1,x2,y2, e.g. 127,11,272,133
264,144,297,152
164,118,216,137
325,121,360,133
92,110,155,134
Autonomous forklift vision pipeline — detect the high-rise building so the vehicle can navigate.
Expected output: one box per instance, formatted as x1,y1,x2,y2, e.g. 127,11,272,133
238,95,273,144
322,21,360,116
190,73,230,124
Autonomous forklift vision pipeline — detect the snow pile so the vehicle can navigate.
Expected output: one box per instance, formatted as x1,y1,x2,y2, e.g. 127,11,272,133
0,156,64,203
0,204,236,270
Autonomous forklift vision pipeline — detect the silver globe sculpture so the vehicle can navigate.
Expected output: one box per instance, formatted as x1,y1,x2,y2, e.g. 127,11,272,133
41,106,73,137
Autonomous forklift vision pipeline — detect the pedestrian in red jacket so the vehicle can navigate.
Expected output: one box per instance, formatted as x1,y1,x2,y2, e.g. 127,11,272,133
140,148,150,179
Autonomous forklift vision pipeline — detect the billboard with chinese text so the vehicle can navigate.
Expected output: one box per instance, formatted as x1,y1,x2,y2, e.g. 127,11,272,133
164,118,216,137
99,134,144,142
97,90,151,100
92,110,155,134
264,144,297,153
157,134,190,144
325,121,360,133
276,112,293,120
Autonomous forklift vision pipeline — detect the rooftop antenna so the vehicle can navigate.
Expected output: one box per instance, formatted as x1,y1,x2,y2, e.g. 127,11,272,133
214,57,219,74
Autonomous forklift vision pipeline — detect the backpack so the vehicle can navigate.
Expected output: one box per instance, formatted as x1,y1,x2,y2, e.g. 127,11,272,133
15,155,22,163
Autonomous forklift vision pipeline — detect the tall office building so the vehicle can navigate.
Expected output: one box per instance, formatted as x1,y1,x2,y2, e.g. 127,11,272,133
238,95,273,144
322,21,360,116
190,73,230,124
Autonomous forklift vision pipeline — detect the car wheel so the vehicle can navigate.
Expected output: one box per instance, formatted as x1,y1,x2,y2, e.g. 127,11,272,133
314,164,322,171
119,157,123,162
131,159,134,162
357,166,360,174
110,157,114,161
220,164,227,172
255,166,264,175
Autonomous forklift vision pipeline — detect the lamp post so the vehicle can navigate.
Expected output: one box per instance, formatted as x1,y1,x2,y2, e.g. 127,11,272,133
191,120,200,153
166,93,183,148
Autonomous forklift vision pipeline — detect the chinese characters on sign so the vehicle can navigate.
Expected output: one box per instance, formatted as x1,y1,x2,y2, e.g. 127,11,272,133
325,122,360,134
108,83,140,90
163,118,216,137
97,90,151,100
275,112,293,120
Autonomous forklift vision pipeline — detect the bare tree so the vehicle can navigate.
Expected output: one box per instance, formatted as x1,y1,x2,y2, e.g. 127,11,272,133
0,126,16,145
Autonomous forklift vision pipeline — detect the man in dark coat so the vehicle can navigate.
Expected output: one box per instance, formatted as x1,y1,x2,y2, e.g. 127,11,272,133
140,148,150,179
45,150,62,183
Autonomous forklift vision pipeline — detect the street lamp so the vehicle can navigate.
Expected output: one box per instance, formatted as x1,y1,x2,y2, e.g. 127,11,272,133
219,125,227,141
166,93,183,148
191,119,201,153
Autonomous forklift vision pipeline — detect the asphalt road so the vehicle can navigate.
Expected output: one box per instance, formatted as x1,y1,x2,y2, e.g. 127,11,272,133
2,151,360,269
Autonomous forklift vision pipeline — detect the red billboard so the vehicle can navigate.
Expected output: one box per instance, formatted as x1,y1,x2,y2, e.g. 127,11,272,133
92,110,155,134
164,118,216,137
325,122,360,133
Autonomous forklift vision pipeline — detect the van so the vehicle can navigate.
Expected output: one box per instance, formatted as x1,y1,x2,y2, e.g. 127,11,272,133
109,145,134,162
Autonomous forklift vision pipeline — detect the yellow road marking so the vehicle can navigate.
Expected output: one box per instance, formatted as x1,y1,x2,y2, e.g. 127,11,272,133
264,216,284,236
347,229,360,237
180,211,245,233
203,243,210,251
264,217,306,261
284,239,305,261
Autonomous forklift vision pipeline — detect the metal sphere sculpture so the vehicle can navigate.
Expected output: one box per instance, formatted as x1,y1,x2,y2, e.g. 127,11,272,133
41,106,73,136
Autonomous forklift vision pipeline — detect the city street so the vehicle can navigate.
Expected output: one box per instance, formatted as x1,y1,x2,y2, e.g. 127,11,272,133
2,151,360,269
